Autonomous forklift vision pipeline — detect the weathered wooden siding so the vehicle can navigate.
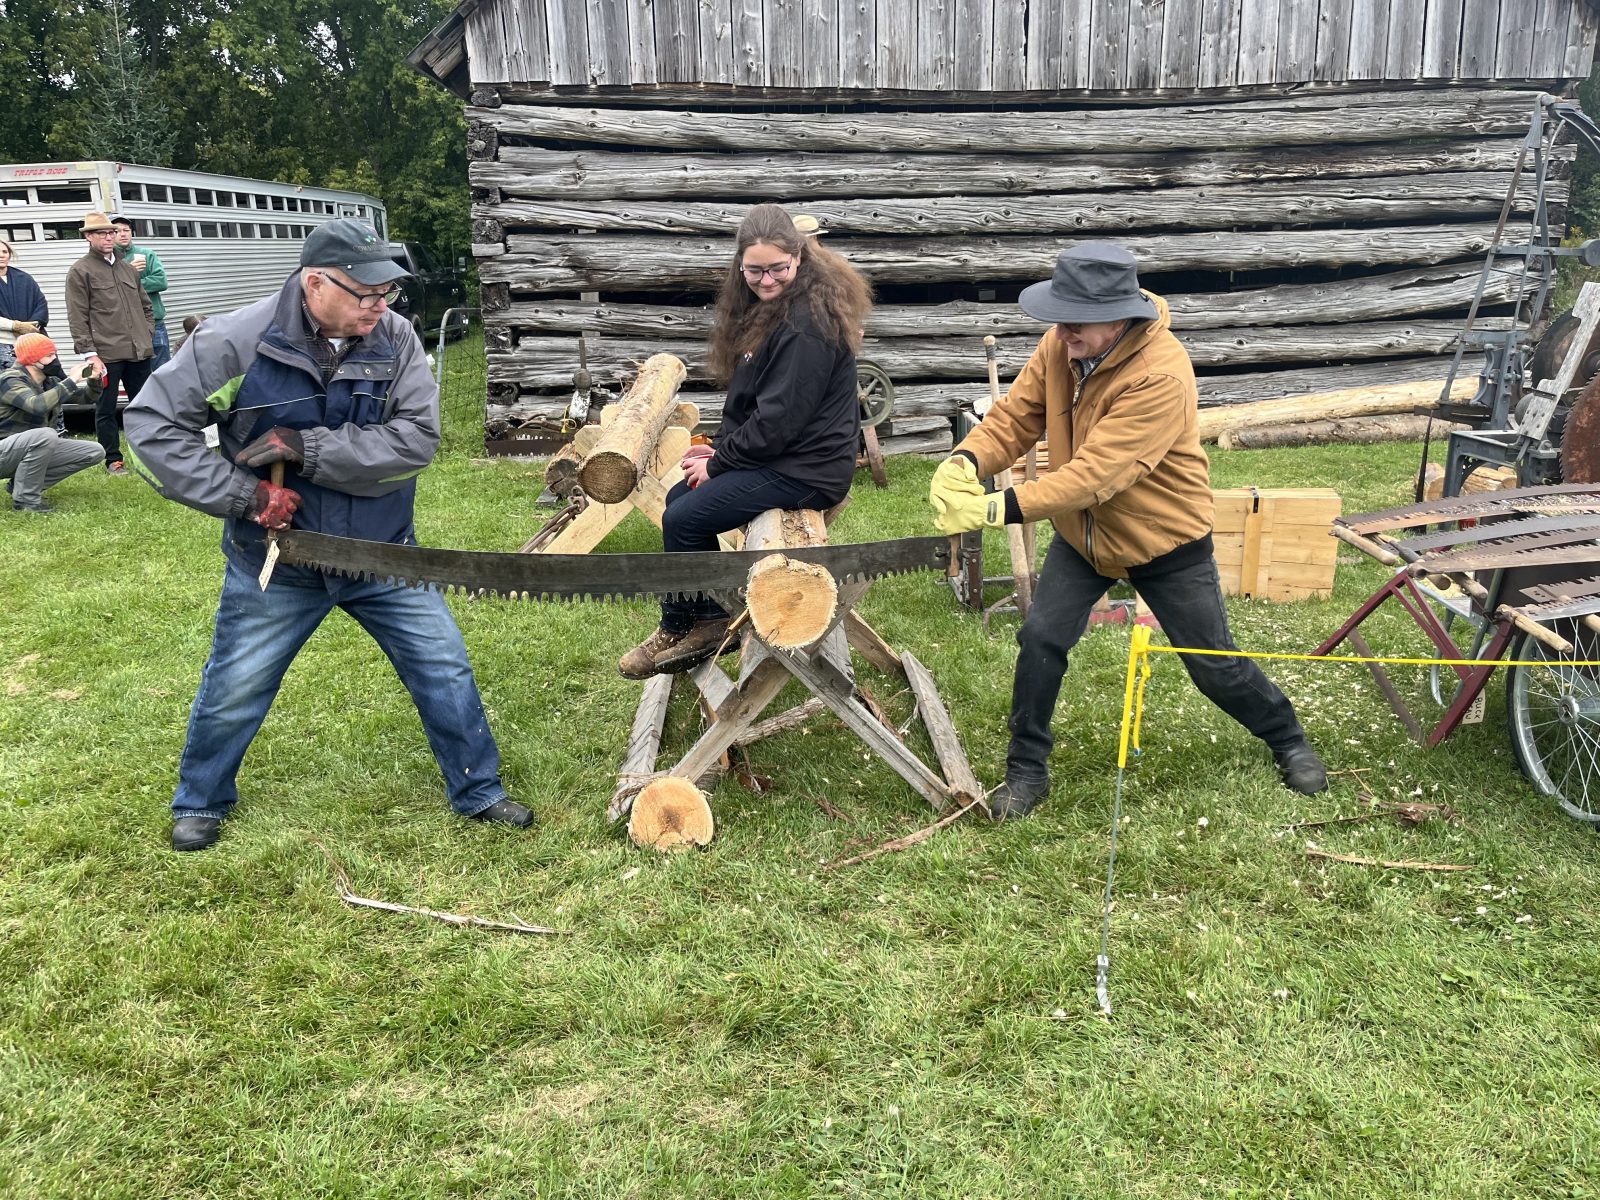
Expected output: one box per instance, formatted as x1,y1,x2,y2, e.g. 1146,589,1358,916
418,0,1598,93
466,85,1570,454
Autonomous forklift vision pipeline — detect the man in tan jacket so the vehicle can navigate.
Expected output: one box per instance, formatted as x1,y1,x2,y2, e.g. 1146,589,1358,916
64,211,153,474
930,242,1327,819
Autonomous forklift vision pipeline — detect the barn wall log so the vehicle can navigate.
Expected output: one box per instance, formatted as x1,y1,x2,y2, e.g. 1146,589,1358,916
475,171,1542,235
488,317,1505,389
494,263,1527,338
472,138,1551,201
484,223,1504,290
468,87,1539,152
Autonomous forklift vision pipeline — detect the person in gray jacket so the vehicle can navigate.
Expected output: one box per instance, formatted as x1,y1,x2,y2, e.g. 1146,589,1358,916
125,218,535,852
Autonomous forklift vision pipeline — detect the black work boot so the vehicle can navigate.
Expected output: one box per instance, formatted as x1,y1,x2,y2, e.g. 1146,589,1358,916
1274,740,1328,795
469,798,537,828
987,777,1050,821
171,816,222,851
618,618,732,680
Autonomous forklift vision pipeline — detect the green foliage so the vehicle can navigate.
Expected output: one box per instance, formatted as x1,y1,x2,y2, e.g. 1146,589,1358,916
2,354,1599,1195
0,0,469,256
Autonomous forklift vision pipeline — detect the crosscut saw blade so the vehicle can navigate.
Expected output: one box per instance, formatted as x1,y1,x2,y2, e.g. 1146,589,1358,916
1396,511,1600,554
1342,483,1600,535
1516,575,1600,622
1418,528,1600,574
276,530,951,602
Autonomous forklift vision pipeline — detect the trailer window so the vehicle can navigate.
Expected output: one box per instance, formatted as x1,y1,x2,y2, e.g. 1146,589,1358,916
0,189,26,206
216,192,234,207
145,185,169,203
37,185,92,204
42,222,80,240
119,183,142,202
176,222,197,237
154,221,175,237
4,226,34,241
172,187,191,204
195,190,213,206
199,221,219,237
136,220,155,237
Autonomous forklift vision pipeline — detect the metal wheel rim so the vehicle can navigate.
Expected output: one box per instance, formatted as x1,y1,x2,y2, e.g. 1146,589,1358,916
857,360,895,428
1506,625,1600,822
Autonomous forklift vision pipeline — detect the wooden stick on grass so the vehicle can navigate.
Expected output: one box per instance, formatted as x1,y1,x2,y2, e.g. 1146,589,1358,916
312,841,568,935
822,798,984,871
1305,849,1473,872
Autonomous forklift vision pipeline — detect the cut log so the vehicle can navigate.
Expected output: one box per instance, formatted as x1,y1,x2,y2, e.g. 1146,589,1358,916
543,424,604,497
1196,376,1480,441
743,508,838,650
628,777,715,852
577,353,688,503
1216,413,1469,450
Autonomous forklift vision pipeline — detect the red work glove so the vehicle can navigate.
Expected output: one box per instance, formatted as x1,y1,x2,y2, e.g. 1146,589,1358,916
245,480,301,530
235,426,305,468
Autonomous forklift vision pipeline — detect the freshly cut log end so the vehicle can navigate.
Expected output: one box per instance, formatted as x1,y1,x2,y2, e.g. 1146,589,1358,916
628,777,714,852
577,449,640,504
747,554,839,649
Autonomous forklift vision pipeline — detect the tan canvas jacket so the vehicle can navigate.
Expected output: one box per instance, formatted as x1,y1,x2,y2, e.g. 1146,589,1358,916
955,293,1213,578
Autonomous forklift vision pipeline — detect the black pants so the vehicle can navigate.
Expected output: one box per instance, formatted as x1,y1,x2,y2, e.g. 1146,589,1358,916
97,357,152,465
658,467,825,631
1006,533,1306,784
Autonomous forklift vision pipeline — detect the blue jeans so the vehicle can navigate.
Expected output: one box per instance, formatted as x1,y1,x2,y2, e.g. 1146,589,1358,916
657,467,826,630
151,324,171,370
172,560,508,821
1007,533,1306,784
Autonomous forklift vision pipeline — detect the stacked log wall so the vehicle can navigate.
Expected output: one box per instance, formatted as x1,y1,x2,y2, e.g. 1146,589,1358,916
472,85,1572,457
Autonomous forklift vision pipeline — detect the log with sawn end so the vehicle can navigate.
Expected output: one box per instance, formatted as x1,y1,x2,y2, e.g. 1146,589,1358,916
628,776,715,852
577,353,688,503
742,507,839,650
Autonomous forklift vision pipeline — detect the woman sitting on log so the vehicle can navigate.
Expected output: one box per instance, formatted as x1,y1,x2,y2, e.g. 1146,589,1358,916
618,203,872,679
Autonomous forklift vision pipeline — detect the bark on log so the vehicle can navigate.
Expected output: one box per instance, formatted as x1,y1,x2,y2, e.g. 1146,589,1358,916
628,777,714,852
483,223,1503,290
576,354,688,503
487,318,1507,388
470,89,1537,154
472,138,1541,201
1216,413,1469,449
743,508,838,650
488,263,1527,339
1195,377,1480,440
476,171,1538,236
544,425,603,497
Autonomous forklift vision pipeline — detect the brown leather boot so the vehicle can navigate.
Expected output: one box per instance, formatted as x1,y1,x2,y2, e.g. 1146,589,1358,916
618,618,732,680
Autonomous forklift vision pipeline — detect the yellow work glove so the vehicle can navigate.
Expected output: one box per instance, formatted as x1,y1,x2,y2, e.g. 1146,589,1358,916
928,455,983,508
933,487,1006,535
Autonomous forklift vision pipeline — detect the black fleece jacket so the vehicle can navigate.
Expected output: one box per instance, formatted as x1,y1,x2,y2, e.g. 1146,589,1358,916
707,297,858,504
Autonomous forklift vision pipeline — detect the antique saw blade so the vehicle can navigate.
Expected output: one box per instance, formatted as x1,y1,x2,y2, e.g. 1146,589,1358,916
1397,511,1600,554
276,530,951,602
1515,574,1600,622
1418,528,1600,574
1342,483,1600,535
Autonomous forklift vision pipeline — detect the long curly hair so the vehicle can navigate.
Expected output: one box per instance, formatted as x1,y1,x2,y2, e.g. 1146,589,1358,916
707,204,873,383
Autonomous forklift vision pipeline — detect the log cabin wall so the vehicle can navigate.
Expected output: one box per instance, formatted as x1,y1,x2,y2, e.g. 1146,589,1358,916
407,1,1600,457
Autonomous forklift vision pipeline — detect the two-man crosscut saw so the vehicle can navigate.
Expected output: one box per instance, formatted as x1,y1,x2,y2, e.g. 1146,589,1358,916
276,530,951,601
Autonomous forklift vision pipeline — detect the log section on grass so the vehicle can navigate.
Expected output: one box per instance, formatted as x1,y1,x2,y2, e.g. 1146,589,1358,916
628,776,715,852
577,353,688,502
742,507,839,650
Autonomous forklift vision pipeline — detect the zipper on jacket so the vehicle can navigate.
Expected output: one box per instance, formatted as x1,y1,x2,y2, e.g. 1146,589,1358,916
1084,508,1097,566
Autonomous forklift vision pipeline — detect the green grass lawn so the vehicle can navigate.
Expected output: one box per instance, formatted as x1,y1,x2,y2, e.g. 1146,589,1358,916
2,333,1598,1198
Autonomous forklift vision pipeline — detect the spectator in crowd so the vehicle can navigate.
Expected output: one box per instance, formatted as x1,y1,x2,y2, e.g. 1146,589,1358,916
65,211,153,475
0,333,106,512
175,313,206,356
125,218,532,852
0,237,50,370
112,216,171,369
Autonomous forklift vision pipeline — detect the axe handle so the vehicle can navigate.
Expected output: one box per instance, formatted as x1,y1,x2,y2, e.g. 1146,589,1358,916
984,337,1034,615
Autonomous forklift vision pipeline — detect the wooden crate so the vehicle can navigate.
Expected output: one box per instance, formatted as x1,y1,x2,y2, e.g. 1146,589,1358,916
1211,487,1341,602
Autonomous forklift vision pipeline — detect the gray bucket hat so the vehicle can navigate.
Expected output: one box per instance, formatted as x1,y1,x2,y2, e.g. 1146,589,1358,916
1019,241,1158,324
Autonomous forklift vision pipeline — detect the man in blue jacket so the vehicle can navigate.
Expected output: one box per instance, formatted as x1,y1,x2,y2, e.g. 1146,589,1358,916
125,219,534,852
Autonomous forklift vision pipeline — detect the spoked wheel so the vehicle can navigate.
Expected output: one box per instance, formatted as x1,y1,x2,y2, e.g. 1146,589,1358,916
1505,620,1600,823
857,359,894,428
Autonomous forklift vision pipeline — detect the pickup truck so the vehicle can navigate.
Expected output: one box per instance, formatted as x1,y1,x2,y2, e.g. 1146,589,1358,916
386,241,470,340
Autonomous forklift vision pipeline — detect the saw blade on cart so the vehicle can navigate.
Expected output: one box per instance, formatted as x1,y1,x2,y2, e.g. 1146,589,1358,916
276,530,951,602
1396,511,1600,554
1342,483,1600,536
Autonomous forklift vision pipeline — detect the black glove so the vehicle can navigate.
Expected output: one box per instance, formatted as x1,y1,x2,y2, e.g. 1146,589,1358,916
244,480,302,530
235,426,305,468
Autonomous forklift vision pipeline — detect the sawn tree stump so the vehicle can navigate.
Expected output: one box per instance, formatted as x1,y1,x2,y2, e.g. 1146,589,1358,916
578,353,688,503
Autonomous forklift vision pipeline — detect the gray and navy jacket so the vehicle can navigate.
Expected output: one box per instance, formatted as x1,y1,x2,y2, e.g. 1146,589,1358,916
124,272,437,581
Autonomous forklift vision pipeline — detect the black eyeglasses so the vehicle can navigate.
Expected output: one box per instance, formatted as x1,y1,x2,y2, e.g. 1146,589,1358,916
316,272,401,309
740,259,796,282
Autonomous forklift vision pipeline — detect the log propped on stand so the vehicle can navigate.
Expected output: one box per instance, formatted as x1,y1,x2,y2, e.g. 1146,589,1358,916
577,353,688,503
743,508,838,650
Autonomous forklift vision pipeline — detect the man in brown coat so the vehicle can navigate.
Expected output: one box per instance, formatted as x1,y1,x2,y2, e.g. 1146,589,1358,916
929,241,1327,819
65,210,153,474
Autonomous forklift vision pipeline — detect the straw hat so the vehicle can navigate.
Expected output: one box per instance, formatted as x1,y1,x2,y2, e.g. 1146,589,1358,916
80,211,116,233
